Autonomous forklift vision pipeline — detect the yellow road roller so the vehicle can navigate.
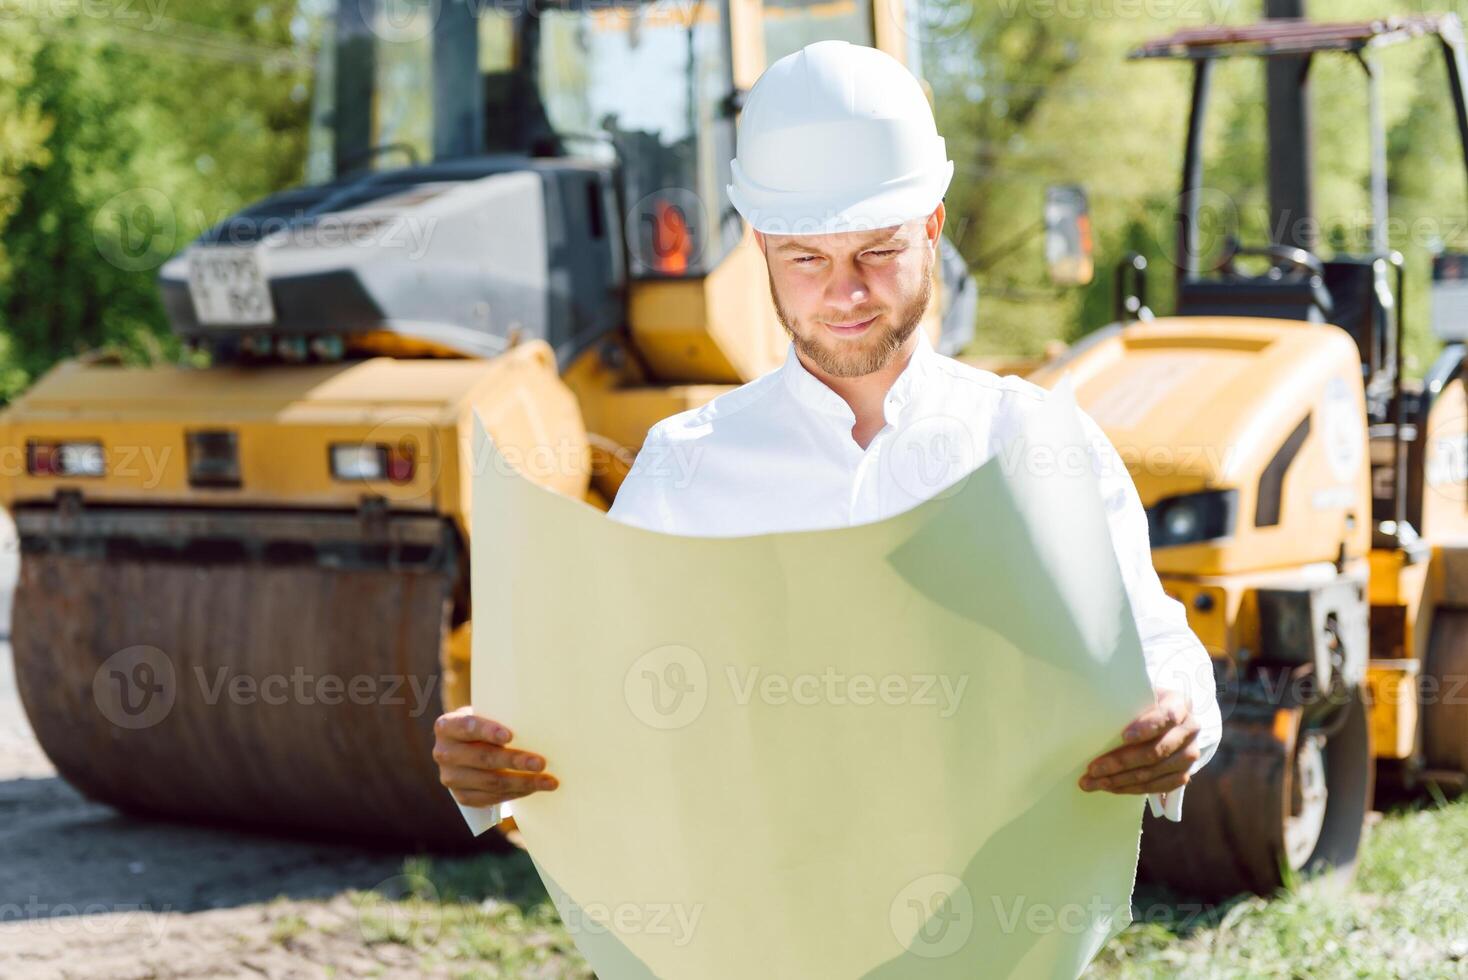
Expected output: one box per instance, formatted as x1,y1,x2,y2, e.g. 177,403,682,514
0,0,974,848
1027,14,1468,897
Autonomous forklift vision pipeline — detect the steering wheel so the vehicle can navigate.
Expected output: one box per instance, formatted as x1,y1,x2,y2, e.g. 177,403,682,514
1219,237,1325,281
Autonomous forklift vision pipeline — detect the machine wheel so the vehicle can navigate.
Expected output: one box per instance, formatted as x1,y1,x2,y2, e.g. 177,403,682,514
1424,609,1468,773
1136,685,1373,898
12,549,488,850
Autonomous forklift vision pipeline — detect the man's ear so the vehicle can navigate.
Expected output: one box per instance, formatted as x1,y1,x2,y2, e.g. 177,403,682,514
926,203,945,247
753,229,765,253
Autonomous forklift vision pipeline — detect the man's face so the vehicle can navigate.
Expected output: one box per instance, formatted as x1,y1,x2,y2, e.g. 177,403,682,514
757,208,941,379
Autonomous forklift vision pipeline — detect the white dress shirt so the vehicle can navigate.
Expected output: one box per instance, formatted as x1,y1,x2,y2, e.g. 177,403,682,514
458,327,1223,836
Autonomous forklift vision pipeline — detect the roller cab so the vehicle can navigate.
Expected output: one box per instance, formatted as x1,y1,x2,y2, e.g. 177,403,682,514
1025,14,1468,897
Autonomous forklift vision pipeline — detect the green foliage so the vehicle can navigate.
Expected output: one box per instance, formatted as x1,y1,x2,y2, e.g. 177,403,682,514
0,3,313,397
927,3,1206,355
0,37,171,389
5,0,1468,389
1090,798,1468,977
931,0,1468,378
0,27,52,287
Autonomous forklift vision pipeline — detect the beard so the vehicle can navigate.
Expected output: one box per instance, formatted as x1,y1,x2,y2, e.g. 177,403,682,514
768,251,934,379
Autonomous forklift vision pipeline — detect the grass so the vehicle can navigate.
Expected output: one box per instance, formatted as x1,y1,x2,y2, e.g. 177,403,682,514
1089,797,1468,978
345,798,1468,978
268,910,310,945
347,850,590,979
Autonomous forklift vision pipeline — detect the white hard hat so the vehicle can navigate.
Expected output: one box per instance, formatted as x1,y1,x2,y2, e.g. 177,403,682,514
726,40,954,236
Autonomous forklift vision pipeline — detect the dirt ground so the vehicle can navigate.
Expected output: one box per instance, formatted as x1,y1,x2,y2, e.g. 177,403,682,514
0,520,477,979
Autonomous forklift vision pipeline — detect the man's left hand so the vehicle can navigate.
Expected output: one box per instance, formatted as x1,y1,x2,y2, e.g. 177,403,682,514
1079,689,1201,795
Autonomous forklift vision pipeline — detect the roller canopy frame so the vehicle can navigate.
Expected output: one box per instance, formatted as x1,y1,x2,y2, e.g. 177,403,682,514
1136,14,1468,286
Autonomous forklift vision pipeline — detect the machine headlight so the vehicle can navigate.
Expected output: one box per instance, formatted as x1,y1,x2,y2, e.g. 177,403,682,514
330,442,415,485
27,440,105,477
1146,489,1237,547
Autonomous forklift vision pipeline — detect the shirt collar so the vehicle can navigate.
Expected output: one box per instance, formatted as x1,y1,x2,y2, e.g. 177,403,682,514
780,327,939,427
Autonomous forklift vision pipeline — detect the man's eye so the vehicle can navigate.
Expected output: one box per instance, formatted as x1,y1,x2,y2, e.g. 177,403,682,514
869,249,900,258
793,256,818,264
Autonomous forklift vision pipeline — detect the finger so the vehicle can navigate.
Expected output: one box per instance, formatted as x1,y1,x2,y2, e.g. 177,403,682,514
439,766,559,797
1098,771,1191,796
434,711,514,745
1121,692,1190,744
1089,722,1200,779
448,787,530,809
1088,739,1199,790
1081,729,1199,790
433,740,546,773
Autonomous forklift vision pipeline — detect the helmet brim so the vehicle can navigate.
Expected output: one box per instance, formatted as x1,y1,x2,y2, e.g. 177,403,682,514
728,159,954,237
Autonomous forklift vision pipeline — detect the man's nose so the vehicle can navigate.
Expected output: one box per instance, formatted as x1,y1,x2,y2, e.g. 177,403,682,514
825,262,870,307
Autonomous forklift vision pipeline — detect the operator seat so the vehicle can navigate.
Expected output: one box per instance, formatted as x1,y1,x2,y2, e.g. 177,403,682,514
1175,274,1334,323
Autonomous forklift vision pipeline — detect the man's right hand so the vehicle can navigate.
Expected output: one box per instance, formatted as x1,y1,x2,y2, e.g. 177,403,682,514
433,705,559,808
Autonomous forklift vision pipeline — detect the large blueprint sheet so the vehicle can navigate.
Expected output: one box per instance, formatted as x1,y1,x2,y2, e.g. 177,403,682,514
470,380,1152,979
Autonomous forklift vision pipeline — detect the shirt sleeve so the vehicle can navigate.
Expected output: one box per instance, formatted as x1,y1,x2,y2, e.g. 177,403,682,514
607,423,678,532
1077,407,1224,822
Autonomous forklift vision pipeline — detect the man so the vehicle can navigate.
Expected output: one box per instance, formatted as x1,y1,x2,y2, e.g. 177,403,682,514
435,39,1221,837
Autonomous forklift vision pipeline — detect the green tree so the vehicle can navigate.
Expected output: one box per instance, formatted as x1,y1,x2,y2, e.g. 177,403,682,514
925,3,1225,356
0,3,314,396
927,0,1468,377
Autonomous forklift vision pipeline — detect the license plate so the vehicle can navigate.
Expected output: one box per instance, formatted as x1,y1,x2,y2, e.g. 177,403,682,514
187,247,276,326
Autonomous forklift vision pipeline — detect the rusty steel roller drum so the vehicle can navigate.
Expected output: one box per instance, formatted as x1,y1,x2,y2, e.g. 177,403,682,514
12,547,483,850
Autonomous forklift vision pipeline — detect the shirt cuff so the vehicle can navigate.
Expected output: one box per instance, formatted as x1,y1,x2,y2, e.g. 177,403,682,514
1147,785,1186,821
456,798,514,836
1146,731,1214,822
1142,664,1222,824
